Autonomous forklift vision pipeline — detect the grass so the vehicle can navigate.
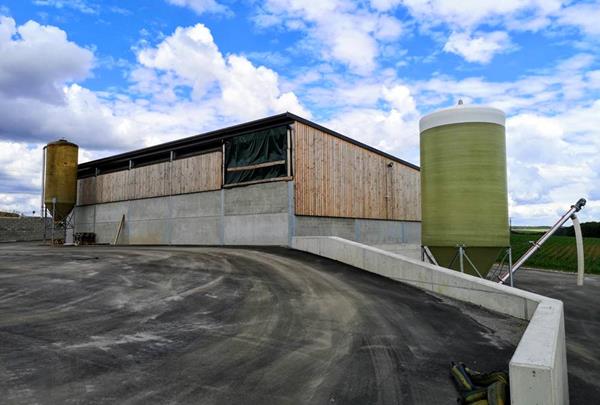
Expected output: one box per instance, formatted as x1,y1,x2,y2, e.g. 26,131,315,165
510,232,600,274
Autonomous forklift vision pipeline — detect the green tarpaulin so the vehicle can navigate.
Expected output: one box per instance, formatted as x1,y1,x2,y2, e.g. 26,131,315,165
224,126,288,184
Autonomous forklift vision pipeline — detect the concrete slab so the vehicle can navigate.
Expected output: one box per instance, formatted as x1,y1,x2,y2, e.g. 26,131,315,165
0,243,523,405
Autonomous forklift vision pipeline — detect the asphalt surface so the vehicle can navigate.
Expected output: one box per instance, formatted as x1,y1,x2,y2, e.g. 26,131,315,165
0,244,524,405
515,268,600,404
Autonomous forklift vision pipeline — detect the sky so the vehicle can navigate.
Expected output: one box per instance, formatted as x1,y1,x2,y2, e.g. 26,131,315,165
0,0,599,225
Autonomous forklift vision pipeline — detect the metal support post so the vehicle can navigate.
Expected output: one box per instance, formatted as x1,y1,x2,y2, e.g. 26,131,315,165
458,245,464,273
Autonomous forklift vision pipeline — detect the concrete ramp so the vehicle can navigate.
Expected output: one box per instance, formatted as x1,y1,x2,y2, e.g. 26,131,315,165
292,236,569,405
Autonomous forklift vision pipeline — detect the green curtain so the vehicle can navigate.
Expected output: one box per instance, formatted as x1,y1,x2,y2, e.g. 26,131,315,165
225,126,288,184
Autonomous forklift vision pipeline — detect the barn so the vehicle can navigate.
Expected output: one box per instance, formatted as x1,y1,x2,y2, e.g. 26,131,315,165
73,112,421,246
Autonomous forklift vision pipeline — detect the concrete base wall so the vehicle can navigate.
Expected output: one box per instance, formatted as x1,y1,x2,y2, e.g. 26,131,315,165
291,236,569,405
74,181,290,246
74,180,422,247
293,216,420,244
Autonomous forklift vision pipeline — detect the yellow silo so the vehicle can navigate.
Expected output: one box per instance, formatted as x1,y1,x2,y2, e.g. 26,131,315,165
44,139,78,222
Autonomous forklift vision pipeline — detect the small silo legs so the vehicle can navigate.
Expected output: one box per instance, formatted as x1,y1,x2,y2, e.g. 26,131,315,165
445,245,484,278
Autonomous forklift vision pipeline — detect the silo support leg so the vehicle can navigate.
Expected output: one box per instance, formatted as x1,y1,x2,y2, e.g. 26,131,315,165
462,250,483,278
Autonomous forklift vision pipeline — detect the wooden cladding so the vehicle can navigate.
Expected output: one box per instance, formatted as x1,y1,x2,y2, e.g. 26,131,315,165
293,122,421,221
171,152,222,195
77,152,222,205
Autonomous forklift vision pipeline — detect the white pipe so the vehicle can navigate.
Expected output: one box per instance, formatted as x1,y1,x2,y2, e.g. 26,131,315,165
572,215,585,286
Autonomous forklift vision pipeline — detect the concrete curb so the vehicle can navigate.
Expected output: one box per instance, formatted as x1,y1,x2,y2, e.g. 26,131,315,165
291,236,569,405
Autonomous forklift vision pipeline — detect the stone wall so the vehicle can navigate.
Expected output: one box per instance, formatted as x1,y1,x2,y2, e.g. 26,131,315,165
0,217,48,242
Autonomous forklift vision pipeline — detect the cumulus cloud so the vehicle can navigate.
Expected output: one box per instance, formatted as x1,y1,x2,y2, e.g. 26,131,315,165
254,0,404,75
134,23,309,121
443,31,512,63
0,16,94,103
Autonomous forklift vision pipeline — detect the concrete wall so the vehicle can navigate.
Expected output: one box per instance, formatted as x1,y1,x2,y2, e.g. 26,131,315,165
291,236,569,405
74,181,290,246
293,216,420,244
0,217,48,242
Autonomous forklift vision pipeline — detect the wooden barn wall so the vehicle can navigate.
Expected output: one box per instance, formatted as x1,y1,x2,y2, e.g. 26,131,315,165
293,122,421,221
76,151,222,205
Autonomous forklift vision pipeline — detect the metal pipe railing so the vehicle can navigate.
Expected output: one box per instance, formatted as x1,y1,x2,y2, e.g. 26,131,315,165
499,198,586,284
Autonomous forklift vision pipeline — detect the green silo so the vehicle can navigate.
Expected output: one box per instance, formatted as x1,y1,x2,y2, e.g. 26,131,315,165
420,105,509,277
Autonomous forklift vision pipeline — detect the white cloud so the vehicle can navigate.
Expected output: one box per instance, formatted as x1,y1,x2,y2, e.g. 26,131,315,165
134,23,310,121
166,0,230,15
0,17,94,103
400,0,564,30
505,104,600,224
255,0,404,75
443,31,512,63
323,84,419,159
558,1,600,36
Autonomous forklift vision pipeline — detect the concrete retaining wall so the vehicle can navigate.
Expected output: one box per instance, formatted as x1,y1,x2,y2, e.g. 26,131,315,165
0,217,48,242
74,181,290,245
291,236,569,405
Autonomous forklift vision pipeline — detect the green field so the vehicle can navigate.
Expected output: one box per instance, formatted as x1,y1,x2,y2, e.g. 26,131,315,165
510,232,600,274
511,226,550,234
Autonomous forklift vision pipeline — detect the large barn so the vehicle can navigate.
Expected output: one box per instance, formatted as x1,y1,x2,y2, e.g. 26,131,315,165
73,112,421,246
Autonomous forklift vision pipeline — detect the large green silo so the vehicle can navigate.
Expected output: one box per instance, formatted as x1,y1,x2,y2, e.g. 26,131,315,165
420,105,509,277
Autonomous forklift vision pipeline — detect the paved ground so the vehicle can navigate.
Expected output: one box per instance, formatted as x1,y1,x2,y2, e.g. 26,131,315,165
515,268,600,404
0,243,524,405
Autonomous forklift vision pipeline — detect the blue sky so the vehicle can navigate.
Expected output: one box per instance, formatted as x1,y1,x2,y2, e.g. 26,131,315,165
0,0,599,224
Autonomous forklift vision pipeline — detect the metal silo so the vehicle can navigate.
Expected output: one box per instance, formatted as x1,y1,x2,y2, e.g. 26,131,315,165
43,139,79,222
419,104,509,277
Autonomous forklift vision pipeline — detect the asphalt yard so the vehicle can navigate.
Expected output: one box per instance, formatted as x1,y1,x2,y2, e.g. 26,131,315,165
0,243,525,404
